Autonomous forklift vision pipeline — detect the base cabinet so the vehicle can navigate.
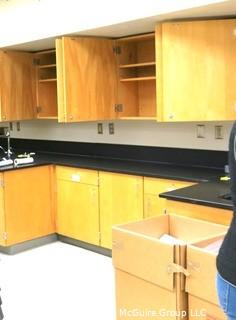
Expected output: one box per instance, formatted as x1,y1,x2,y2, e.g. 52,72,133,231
144,178,195,218
56,166,100,245
0,165,55,246
166,200,232,226
99,172,143,249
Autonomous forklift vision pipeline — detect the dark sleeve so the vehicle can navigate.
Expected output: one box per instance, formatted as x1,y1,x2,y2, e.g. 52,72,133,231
229,122,236,209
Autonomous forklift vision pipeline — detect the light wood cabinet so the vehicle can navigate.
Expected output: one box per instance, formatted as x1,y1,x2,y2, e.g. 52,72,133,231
99,171,143,249
157,19,236,121
0,166,55,246
166,200,232,225
56,166,100,245
35,50,58,119
0,50,36,121
56,37,118,122
144,177,195,218
116,33,157,119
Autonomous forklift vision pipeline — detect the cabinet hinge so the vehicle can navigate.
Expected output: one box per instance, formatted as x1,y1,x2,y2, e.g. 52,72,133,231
114,104,123,112
0,180,4,188
36,106,42,113
3,232,7,240
113,46,121,55
33,58,40,65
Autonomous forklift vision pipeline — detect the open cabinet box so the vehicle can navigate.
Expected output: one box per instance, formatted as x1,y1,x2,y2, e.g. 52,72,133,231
112,214,228,320
186,236,227,320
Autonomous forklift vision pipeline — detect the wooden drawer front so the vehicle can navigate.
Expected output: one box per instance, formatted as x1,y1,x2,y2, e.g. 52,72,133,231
144,177,195,195
56,166,98,185
189,295,226,320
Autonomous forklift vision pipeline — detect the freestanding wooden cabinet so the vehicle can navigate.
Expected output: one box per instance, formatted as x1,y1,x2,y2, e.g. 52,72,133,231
144,177,195,218
0,50,36,121
99,171,143,249
0,166,55,246
56,166,100,245
157,18,236,121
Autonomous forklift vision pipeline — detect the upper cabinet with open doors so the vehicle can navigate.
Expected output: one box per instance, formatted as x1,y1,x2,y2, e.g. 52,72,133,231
0,50,36,121
115,32,157,120
157,18,236,122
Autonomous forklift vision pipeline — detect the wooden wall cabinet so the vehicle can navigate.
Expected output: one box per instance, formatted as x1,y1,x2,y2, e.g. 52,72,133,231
35,50,58,119
56,166,100,245
0,166,55,246
0,50,36,121
144,177,195,218
157,19,236,121
36,32,156,123
99,172,143,249
56,37,118,122
166,200,233,225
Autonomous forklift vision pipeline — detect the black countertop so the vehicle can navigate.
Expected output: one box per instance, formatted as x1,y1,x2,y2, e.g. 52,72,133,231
0,151,223,183
159,180,232,210
0,150,230,211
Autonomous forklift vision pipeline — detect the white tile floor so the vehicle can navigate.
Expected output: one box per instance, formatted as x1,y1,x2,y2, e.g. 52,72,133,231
0,242,116,320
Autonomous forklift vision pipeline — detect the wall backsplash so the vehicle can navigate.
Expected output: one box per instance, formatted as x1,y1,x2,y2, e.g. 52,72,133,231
7,120,234,151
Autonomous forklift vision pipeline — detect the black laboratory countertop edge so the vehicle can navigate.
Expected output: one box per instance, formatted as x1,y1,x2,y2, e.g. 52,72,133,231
159,180,233,211
0,151,223,183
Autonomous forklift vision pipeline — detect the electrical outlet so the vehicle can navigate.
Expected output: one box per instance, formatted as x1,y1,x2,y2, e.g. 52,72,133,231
9,122,13,131
16,122,20,131
215,125,223,139
97,123,103,134
109,123,114,134
196,124,205,138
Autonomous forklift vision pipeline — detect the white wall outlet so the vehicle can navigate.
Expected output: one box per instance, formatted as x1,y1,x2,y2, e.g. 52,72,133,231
196,124,205,138
109,123,114,134
215,125,223,139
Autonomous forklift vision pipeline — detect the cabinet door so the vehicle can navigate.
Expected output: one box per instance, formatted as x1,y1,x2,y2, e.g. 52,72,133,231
4,166,55,246
159,19,236,121
0,51,36,121
99,172,143,249
144,177,195,218
56,179,99,245
57,37,118,122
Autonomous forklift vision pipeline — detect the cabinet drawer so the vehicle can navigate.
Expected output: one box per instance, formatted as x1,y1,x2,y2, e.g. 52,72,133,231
144,177,194,194
56,166,98,185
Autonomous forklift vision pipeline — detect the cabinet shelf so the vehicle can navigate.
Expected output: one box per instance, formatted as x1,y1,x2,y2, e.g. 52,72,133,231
38,64,56,69
119,62,156,69
39,78,57,83
120,76,156,82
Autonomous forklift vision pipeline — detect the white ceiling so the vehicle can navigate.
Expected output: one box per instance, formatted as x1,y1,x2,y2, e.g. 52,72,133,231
2,0,236,51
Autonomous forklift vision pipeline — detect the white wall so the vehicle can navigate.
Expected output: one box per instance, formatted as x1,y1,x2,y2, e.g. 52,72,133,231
8,120,233,151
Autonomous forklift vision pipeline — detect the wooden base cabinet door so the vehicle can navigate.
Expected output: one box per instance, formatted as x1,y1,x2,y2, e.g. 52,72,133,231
3,166,55,246
56,179,99,245
99,172,143,249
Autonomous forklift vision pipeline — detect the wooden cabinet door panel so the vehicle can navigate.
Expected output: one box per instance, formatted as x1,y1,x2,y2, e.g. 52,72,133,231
0,51,36,121
57,37,118,122
57,180,99,245
160,19,236,121
4,166,55,245
99,172,143,249
144,177,195,218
